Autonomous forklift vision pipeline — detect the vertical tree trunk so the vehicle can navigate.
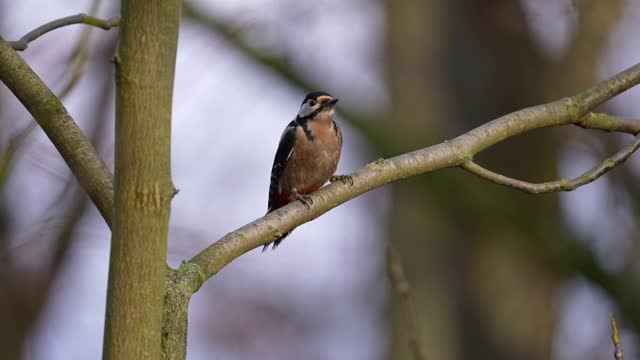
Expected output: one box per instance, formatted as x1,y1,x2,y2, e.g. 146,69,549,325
441,1,563,358
384,1,459,359
102,1,182,359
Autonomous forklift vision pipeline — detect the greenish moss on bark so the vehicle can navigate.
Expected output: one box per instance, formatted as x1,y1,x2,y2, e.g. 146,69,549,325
161,263,204,360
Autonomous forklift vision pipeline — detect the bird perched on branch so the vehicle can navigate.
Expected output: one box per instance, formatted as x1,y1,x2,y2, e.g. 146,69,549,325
264,91,353,251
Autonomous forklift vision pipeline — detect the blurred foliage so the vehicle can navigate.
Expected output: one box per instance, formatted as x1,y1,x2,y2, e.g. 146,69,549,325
0,2,116,355
1,0,639,359
184,0,639,359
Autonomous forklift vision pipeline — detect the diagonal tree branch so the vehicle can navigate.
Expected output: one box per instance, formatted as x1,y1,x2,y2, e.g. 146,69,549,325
183,61,640,287
7,14,120,51
0,38,114,226
163,61,640,358
0,5,112,228
461,133,640,194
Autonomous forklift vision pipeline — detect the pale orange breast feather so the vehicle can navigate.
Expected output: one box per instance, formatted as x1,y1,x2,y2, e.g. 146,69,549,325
279,122,342,195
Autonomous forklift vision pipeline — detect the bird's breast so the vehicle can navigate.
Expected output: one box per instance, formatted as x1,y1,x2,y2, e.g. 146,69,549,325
279,123,342,195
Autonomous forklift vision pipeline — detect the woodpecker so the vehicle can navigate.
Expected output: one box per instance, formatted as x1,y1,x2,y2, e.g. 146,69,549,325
264,91,353,251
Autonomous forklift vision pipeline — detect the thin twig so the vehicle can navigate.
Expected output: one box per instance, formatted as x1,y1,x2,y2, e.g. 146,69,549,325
59,0,105,97
611,313,623,360
461,133,640,194
7,13,120,51
0,123,37,189
387,246,427,360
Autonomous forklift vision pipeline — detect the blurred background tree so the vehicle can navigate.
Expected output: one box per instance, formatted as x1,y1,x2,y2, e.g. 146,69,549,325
1,0,639,359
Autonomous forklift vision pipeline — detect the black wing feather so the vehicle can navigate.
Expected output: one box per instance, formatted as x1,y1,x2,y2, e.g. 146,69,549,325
267,121,298,212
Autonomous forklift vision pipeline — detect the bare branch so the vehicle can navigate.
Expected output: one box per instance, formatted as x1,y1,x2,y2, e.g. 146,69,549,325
183,61,640,287
7,14,120,51
0,11,110,222
0,38,114,226
578,112,640,135
387,246,427,360
461,133,640,194
611,313,623,360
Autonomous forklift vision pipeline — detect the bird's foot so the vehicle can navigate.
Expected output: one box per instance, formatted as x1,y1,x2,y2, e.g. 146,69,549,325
293,191,313,210
330,174,354,186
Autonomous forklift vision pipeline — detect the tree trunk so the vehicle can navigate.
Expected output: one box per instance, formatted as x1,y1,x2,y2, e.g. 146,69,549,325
102,1,182,359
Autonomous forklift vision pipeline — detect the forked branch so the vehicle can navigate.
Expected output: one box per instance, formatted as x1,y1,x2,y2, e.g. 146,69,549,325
462,133,640,194
184,62,640,288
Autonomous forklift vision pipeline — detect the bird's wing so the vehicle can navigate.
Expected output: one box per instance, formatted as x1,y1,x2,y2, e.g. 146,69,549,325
332,120,342,144
268,120,298,212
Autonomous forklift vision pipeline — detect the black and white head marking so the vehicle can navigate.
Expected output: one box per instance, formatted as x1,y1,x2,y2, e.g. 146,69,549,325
295,91,337,141
297,98,320,118
296,91,335,120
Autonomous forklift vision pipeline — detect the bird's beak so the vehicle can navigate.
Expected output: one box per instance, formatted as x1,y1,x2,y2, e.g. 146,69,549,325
326,98,339,107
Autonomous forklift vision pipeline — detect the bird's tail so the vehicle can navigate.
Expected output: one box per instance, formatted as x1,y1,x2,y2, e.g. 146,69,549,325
261,230,292,252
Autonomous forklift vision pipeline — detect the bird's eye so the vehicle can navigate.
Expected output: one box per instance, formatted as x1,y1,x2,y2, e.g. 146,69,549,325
308,99,317,106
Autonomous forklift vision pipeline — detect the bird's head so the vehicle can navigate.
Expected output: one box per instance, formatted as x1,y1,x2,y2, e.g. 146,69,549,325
297,91,339,120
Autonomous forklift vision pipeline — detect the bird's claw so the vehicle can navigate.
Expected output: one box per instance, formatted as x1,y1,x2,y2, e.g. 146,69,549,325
295,193,313,210
330,175,354,186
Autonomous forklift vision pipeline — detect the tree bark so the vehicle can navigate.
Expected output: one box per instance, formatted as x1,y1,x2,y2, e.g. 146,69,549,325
102,1,181,359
